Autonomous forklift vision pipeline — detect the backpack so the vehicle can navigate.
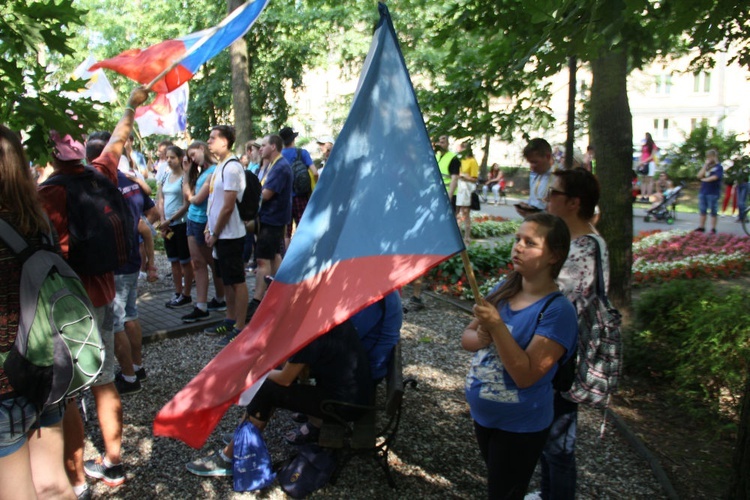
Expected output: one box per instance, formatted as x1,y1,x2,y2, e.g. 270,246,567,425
563,236,623,408
223,159,262,222
278,444,336,498
41,167,134,276
291,148,312,195
534,292,577,392
232,420,276,492
0,218,104,410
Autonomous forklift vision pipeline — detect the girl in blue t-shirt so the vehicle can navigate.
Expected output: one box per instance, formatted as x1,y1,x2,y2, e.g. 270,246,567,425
462,212,578,499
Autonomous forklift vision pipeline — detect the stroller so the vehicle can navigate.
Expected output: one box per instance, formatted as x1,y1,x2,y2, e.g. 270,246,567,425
644,183,683,224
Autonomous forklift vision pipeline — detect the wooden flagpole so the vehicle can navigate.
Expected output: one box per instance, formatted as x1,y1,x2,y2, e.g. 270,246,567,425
460,249,483,306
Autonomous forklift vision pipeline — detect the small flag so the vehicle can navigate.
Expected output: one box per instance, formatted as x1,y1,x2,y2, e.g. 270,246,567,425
152,2,464,449
89,0,269,93
66,56,117,103
134,84,189,137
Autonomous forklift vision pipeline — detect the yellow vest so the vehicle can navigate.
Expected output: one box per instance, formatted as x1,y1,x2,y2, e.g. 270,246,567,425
437,151,457,187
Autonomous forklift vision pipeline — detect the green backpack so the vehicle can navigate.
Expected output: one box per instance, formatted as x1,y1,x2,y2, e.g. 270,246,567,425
0,218,104,409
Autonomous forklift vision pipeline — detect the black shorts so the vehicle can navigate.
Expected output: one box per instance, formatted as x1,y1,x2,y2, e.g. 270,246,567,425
215,237,245,285
163,223,191,264
255,224,285,260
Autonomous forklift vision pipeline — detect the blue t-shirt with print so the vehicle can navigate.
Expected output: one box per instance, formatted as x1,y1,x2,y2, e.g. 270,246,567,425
465,290,577,433
187,165,215,224
259,156,293,226
699,163,723,197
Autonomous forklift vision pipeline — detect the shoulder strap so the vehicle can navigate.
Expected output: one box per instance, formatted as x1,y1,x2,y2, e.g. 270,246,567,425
584,235,607,300
537,291,564,324
220,158,243,182
0,218,55,264
0,218,28,255
295,148,302,162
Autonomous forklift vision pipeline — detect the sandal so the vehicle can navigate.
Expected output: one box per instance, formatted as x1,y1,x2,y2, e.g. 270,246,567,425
147,266,159,283
284,423,319,445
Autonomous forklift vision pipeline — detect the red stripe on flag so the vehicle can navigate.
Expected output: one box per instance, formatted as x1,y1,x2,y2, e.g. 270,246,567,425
153,253,450,448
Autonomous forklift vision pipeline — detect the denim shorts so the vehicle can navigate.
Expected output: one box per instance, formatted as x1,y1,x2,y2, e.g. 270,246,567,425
698,193,719,216
113,272,139,332
92,303,115,387
186,219,207,247
0,396,64,458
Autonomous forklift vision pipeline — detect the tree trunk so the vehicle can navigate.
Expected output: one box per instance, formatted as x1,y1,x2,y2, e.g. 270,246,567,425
228,0,252,154
565,56,577,170
728,375,750,499
589,49,632,310
481,134,491,177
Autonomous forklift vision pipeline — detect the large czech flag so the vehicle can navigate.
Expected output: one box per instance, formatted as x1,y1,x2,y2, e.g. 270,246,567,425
153,2,465,449
89,0,269,93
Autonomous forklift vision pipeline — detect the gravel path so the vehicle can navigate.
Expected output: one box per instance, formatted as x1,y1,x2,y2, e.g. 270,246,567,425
79,276,666,499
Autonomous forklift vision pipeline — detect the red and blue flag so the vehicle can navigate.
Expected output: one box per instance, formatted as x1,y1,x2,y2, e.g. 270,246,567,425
153,2,465,449
90,0,269,93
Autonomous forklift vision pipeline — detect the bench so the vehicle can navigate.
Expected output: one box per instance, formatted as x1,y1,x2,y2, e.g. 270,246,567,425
317,342,417,488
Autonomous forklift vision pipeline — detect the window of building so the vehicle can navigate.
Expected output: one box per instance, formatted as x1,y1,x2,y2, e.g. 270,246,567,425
690,118,709,131
693,72,712,93
654,74,672,94
653,118,670,139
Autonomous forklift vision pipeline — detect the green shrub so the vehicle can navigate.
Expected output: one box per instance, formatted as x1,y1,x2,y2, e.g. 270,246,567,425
471,220,520,239
146,178,158,197
630,280,750,418
428,240,512,299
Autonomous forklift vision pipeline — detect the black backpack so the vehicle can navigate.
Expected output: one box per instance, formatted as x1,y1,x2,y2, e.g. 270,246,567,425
222,159,262,222
291,148,312,195
41,167,134,276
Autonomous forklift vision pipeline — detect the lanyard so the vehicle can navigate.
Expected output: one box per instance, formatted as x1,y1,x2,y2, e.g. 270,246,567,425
261,155,281,187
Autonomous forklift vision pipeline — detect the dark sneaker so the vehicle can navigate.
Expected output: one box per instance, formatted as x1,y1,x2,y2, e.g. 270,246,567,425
135,367,147,382
407,296,425,312
186,450,232,477
693,227,705,232
204,322,234,336
114,373,142,396
216,328,241,347
84,456,125,486
182,307,210,323
164,293,180,307
245,299,261,322
167,294,192,309
710,228,717,235
207,298,227,312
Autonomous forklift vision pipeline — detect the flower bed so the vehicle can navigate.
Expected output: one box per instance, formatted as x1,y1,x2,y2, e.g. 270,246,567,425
633,230,750,285
429,228,750,299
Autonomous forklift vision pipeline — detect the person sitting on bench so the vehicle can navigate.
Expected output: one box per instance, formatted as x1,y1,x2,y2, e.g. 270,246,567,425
186,320,372,477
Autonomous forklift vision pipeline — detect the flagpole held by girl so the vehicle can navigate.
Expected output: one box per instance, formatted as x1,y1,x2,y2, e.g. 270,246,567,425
462,212,578,499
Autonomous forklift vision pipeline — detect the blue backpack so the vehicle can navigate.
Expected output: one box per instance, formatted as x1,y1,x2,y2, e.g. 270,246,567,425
232,420,276,492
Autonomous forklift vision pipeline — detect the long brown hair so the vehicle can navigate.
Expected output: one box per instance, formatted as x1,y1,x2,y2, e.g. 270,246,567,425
186,141,213,190
0,125,49,235
486,212,570,306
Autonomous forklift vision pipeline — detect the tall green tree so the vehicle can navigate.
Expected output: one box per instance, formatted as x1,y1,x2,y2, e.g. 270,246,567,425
1,0,99,163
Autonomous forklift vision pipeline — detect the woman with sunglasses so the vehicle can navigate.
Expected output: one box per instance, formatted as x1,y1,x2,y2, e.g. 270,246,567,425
540,167,608,500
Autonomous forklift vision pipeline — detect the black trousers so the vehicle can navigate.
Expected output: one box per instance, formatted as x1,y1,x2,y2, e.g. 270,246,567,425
473,421,550,500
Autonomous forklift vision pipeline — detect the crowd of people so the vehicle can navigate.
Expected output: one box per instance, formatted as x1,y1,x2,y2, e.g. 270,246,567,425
0,81,680,500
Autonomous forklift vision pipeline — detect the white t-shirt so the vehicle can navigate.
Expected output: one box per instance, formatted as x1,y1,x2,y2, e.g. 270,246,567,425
207,156,246,240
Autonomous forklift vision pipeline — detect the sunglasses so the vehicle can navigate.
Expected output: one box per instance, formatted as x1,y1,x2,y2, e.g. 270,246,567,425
546,186,569,199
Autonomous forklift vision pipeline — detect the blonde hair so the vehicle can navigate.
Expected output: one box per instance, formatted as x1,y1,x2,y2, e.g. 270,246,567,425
0,125,49,235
